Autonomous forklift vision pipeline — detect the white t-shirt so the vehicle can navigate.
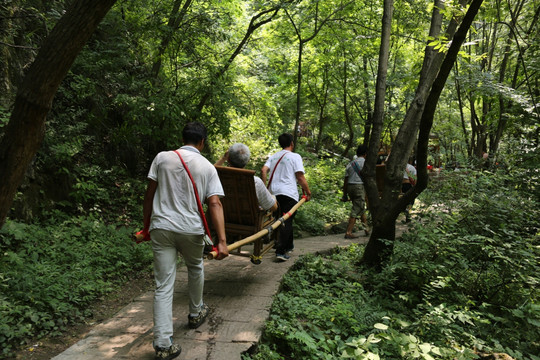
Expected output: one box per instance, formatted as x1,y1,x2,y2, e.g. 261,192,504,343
254,176,276,210
264,150,305,201
403,163,417,179
147,146,224,235
345,157,365,185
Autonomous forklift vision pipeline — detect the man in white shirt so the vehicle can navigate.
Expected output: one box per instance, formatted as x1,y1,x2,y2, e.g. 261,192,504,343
142,122,229,360
261,133,311,261
402,159,417,223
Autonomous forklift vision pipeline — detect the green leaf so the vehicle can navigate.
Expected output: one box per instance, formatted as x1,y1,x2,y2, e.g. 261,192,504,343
419,343,431,353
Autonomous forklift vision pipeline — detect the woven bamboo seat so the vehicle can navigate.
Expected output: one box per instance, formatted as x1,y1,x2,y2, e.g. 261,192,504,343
210,166,278,262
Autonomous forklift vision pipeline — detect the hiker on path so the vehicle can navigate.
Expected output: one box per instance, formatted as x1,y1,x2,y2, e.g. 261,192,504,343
215,143,278,212
141,121,229,360
261,133,311,262
341,144,370,239
402,158,417,223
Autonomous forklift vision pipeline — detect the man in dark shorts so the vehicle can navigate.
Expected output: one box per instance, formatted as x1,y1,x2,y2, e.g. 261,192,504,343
341,144,369,238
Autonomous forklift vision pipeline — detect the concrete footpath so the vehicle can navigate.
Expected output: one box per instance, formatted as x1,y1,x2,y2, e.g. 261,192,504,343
51,233,368,360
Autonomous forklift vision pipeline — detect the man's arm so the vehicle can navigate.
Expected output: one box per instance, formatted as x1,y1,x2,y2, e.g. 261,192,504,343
261,165,270,184
295,172,311,201
207,195,229,260
214,150,229,166
143,179,158,231
269,199,278,212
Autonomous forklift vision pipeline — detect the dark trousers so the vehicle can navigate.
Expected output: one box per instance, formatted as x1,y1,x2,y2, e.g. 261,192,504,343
276,195,298,255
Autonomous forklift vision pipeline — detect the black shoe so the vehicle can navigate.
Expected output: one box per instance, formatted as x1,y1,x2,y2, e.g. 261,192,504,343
188,303,209,329
276,253,290,262
154,343,181,360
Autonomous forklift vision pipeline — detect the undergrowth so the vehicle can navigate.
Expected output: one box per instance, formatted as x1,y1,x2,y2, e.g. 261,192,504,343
295,152,349,236
0,214,153,358
245,169,539,360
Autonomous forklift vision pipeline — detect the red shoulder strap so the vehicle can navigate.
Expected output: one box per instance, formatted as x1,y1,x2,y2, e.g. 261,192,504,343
267,152,287,189
174,150,212,241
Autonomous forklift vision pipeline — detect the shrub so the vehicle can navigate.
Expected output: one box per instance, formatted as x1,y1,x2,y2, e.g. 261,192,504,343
0,215,153,358
247,168,540,360
294,154,349,236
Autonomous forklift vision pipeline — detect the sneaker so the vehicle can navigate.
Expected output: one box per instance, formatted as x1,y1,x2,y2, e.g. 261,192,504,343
154,343,181,360
188,303,209,329
276,253,290,262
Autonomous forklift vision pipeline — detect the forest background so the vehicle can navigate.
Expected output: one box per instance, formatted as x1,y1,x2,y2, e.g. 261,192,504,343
0,0,538,359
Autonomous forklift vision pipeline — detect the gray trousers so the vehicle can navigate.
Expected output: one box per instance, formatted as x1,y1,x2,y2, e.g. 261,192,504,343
151,229,205,348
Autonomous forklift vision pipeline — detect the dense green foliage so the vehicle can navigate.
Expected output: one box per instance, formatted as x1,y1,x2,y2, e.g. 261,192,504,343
246,168,539,360
294,151,350,236
2,0,538,221
0,213,154,357
1,0,539,358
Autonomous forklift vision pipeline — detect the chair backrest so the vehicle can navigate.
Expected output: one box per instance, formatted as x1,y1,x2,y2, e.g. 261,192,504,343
215,166,261,233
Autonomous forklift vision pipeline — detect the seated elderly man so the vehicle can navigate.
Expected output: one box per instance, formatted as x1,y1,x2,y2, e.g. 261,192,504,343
215,143,278,212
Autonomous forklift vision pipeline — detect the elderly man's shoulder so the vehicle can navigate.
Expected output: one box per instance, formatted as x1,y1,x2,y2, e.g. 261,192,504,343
253,176,265,186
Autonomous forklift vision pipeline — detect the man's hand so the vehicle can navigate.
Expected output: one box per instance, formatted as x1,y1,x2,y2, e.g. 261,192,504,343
296,172,311,201
134,228,151,243
215,242,229,260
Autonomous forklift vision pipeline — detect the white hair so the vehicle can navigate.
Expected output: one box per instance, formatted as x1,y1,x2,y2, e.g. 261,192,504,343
228,143,250,168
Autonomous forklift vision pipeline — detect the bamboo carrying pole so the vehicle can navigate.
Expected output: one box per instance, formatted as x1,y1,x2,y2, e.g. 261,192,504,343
207,197,307,260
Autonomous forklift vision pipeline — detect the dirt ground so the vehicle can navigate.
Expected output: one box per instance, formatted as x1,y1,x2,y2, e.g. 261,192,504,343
13,272,154,360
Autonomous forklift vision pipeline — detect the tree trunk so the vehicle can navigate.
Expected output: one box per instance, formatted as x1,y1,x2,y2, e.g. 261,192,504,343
196,7,279,115
293,40,303,146
362,0,482,267
313,65,330,153
454,65,470,154
492,0,532,156
288,2,354,146
416,0,485,193
361,0,395,266
0,0,117,228
363,57,373,146
342,59,354,157
151,0,193,79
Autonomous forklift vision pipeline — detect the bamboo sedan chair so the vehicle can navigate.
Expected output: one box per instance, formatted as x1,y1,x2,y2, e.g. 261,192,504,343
211,165,279,264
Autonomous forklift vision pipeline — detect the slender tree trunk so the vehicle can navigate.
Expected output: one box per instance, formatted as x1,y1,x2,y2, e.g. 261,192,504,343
492,0,529,156
342,59,354,157
454,65,470,154
196,7,279,115
416,0,485,195
314,65,330,152
151,0,193,79
0,0,117,228
363,57,373,145
287,2,354,146
293,40,303,145
361,0,394,267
